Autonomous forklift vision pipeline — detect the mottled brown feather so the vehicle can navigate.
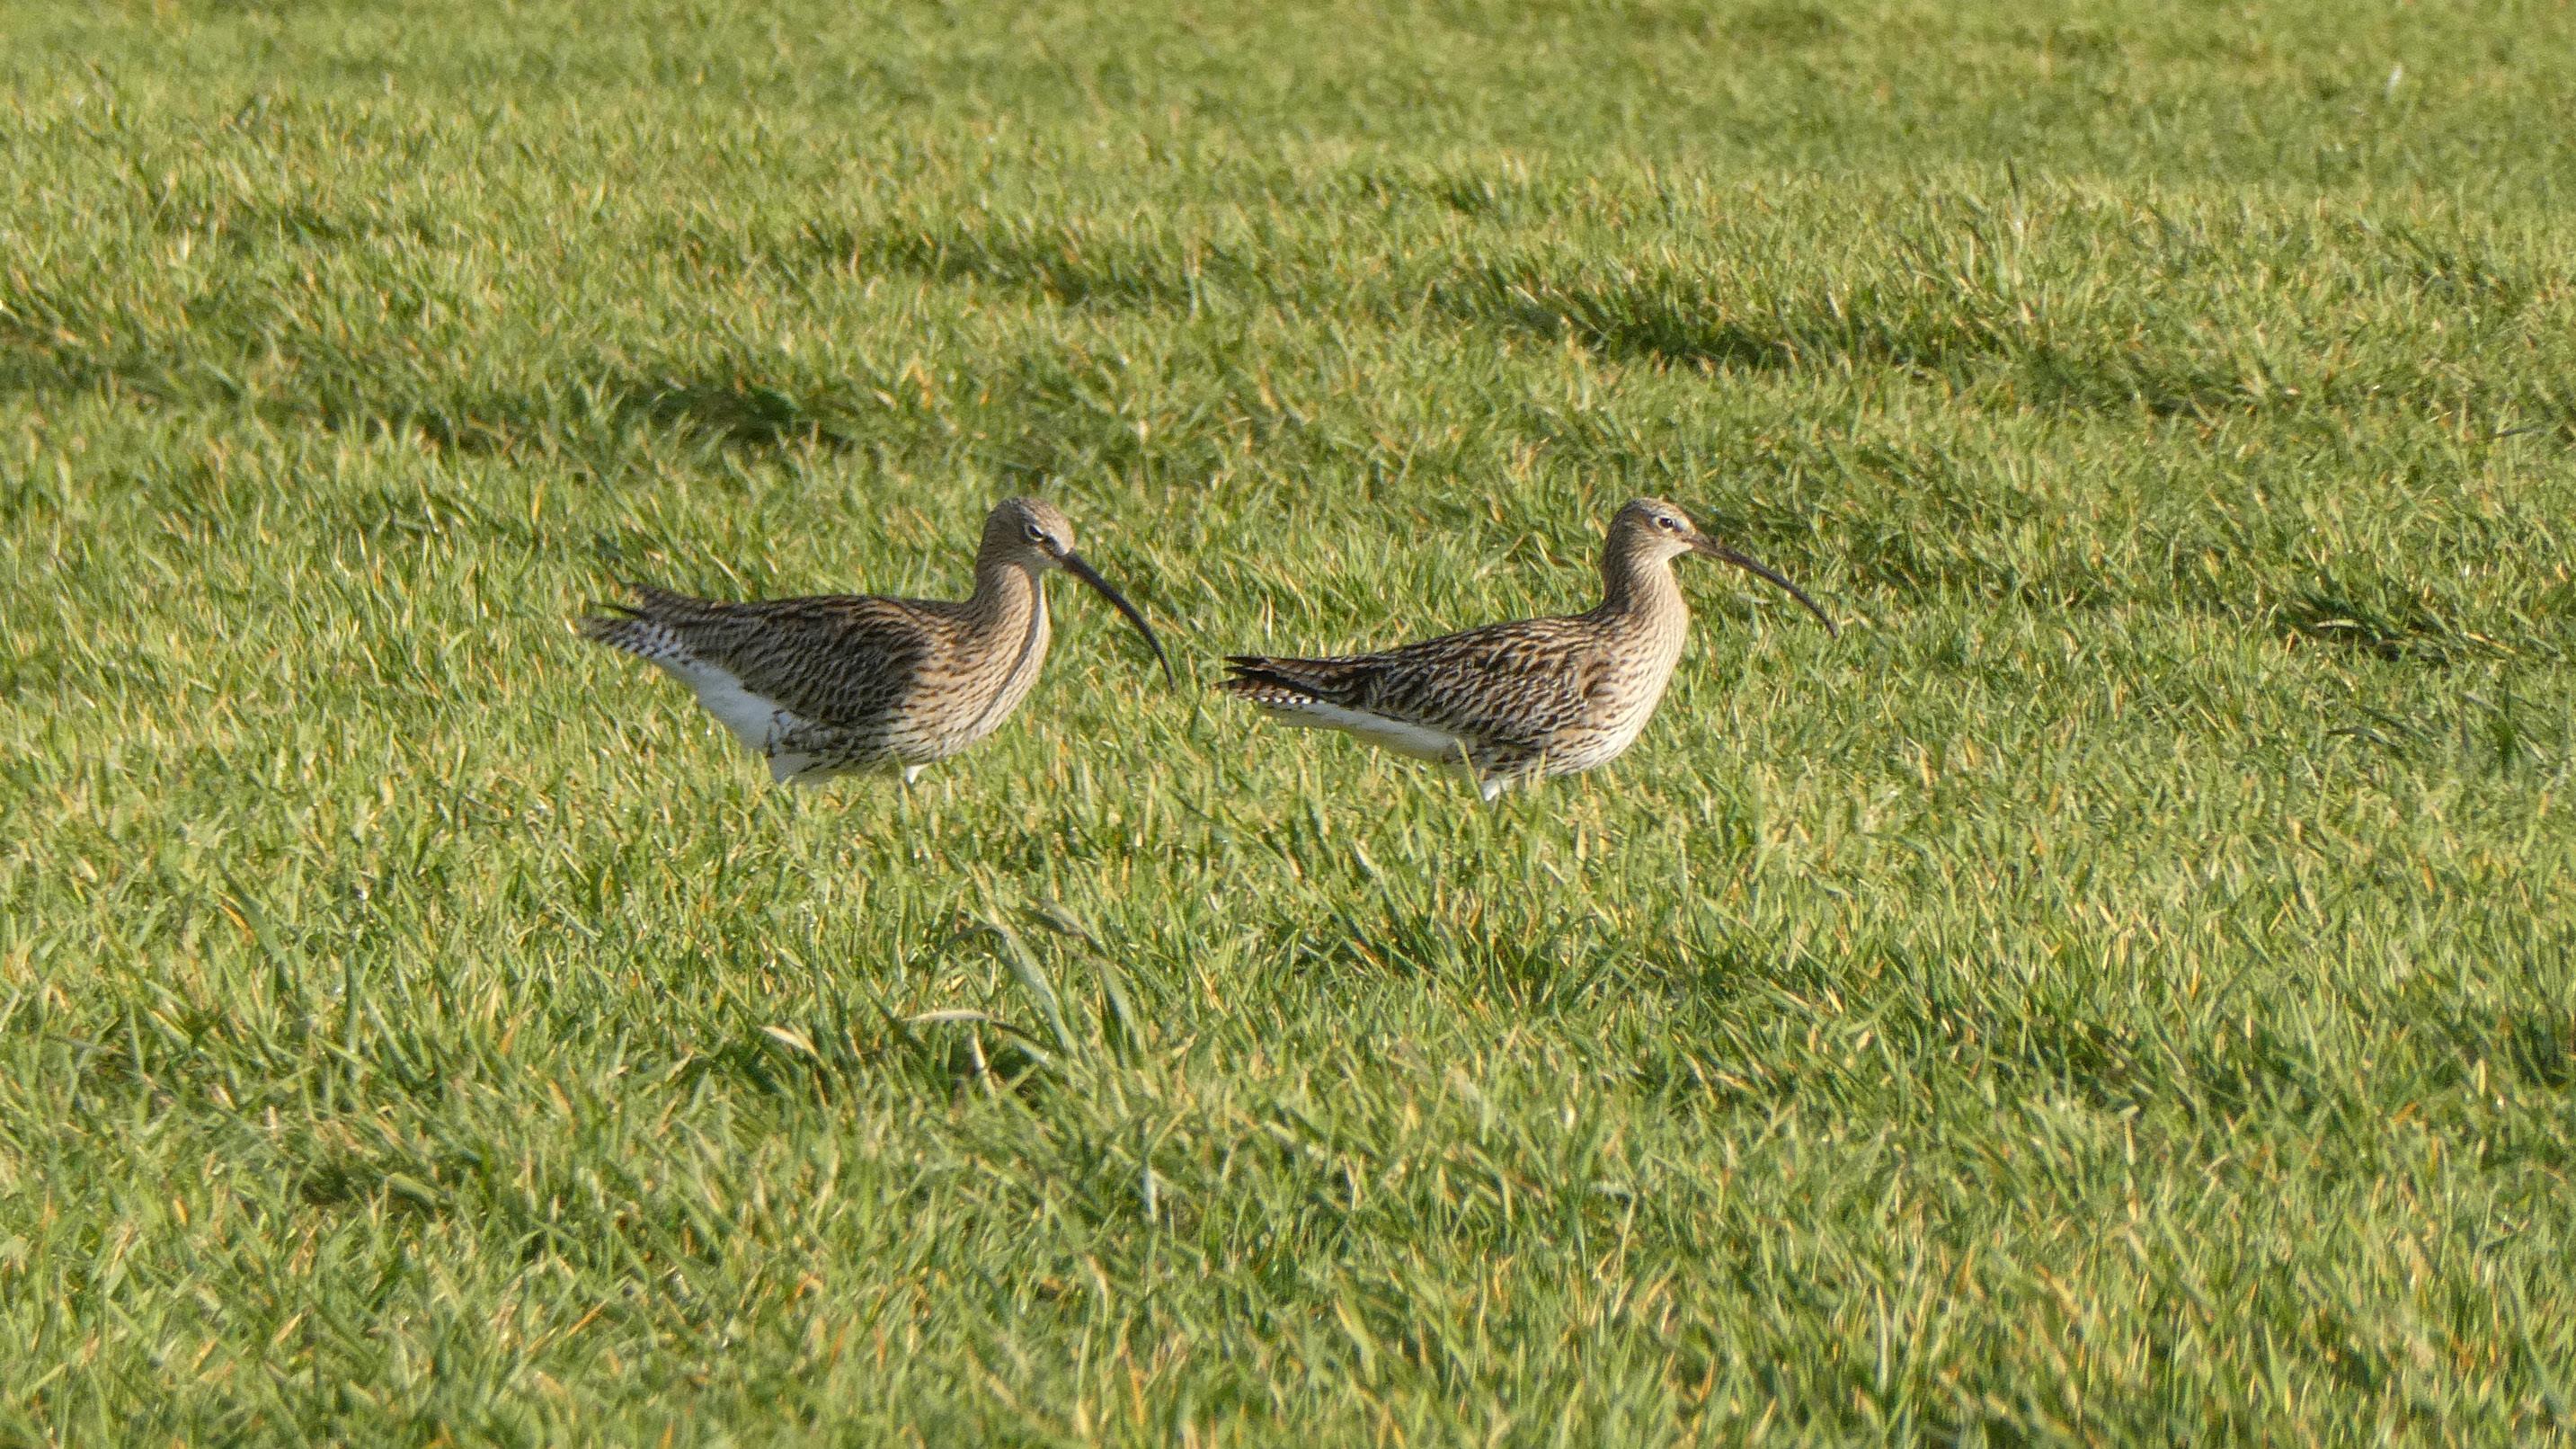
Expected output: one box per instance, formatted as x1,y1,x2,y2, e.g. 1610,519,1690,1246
579,498,1159,784
595,586,947,729
1221,498,1831,795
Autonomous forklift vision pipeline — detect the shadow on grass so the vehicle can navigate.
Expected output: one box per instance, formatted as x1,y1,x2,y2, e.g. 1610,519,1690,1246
296,1153,453,1220
1422,239,2537,427
802,216,1213,312
610,371,858,451
2502,1009,2575,1091
0,313,874,463
1428,259,1861,374
1431,256,2328,421
2275,580,2507,666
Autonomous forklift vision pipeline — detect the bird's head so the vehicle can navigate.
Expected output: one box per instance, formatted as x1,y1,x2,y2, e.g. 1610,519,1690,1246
986,496,1079,570
1612,496,1837,636
983,497,1176,682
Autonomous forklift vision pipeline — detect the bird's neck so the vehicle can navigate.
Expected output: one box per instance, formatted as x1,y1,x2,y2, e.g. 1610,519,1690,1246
966,556,1045,636
1595,541,1686,625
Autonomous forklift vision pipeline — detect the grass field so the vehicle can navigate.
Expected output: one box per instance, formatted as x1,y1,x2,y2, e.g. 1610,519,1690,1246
4,0,2574,1440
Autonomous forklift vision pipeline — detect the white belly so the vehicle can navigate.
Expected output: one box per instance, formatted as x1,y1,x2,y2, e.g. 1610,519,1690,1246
650,655,839,783
662,659,789,746
1255,697,1467,762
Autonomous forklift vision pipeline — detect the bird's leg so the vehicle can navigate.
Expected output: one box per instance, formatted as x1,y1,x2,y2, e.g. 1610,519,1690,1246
887,760,929,861
1478,747,1546,805
1452,742,1504,807
760,716,794,786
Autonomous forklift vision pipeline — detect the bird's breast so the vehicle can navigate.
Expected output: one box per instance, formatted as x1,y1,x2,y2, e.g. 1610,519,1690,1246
916,591,1050,753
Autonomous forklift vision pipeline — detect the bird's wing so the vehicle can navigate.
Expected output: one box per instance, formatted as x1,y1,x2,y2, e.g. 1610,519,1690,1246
585,584,952,729
1225,616,1604,751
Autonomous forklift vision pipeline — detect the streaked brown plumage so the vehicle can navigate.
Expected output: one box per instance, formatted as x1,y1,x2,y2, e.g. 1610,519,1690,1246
581,498,1171,785
1220,498,1834,800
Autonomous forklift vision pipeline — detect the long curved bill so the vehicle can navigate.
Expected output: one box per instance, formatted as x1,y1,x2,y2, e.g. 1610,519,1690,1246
1061,551,1177,684
1694,539,1839,638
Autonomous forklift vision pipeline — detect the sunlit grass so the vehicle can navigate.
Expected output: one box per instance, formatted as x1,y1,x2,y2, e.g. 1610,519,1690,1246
2,0,2572,1441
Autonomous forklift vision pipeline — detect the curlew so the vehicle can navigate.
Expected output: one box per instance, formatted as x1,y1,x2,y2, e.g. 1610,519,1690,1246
1219,497,1834,800
582,498,1172,785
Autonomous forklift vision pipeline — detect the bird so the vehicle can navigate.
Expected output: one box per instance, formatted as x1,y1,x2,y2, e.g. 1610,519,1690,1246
580,497,1173,785
1218,497,1834,801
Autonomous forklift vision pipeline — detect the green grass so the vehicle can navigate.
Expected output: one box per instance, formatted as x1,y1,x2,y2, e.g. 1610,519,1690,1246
4,0,2574,1440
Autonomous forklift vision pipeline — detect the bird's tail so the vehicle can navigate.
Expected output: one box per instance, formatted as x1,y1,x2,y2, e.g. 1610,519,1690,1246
1217,656,1315,697
577,582,682,660
1218,654,1379,709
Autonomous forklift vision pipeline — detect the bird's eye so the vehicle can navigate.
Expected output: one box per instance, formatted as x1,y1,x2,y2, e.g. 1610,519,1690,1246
1657,515,1680,531
1023,523,1047,543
